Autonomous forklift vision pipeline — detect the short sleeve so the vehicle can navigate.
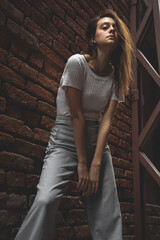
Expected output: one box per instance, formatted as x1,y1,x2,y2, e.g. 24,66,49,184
61,55,84,90
111,81,125,102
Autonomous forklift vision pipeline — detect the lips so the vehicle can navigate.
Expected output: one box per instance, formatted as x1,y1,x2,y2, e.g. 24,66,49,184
107,35,115,38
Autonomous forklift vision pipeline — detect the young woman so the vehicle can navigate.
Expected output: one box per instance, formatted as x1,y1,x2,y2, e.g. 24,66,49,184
15,9,133,240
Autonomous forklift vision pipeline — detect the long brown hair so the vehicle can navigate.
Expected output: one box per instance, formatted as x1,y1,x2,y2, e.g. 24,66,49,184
85,9,134,96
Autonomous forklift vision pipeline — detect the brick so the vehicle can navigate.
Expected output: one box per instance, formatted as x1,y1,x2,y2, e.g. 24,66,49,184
113,157,131,169
0,132,14,147
37,101,56,117
29,194,36,207
6,171,25,187
11,39,29,59
6,101,22,120
122,213,134,224
52,16,75,41
33,128,50,144
0,64,25,89
0,10,6,26
108,133,119,145
123,236,136,240
72,1,90,22
3,82,37,110
26,81,54,104
0,151,34,172
68,209,88,224
57,72,62,82
69,41,80,54
22,110,41,128
0,192,7,209
39,43,64,69
114,167,124,178
45,21,58,38
58,33,70,49
0,114,33,138
124,189,133,200
15,138,45,159
7,19,39,49
120,202,134,213
26,174,40,188
56,226,73,240
76,15,87,30
146,215,160,225
0,97,6,112
31,8,46,28
119,139,131,150
117,120,130,133
55,0,75,18
56,211,65,225
7,193,27,209
9,0,31,17
114,147,129,160
118,103,131,116
78,0,95,17
0,169,5,185
67,181,80,194
44,0,65,20
54,40,71,60
0,0,24,24
28,0,52,20
0,210,8,226
66,15,85,39
4,212,18,227
38,73,59,93
44,60,58,78
75,36,88,52
60,196,83,209
7,53,23,72
74,225,91,239
24,17,53,47
116,110,132,125
124,170,133,179
111,126,124,139
41,115,54,130
116,178,133,189
0,29,11,49
20,61,38,81
0,48,8,64
29,51,43,69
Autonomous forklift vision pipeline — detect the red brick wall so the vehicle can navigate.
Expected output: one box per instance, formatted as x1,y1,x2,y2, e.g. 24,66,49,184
0,0,134,239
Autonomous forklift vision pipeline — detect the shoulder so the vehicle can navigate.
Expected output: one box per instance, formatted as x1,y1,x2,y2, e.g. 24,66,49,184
67,53,84,64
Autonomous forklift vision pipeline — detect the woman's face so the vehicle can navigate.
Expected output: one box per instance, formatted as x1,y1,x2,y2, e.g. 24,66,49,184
93,17,119,50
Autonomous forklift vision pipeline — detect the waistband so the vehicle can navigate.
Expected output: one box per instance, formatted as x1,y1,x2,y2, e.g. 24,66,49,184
55,116,99,126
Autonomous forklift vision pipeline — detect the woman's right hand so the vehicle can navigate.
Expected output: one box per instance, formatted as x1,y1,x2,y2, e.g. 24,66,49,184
77,162,90,192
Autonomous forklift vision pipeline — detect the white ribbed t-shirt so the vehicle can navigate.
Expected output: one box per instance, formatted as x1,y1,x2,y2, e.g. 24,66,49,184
56,54,124,121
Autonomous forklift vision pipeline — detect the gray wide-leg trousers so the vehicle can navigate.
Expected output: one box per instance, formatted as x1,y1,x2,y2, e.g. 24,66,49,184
15,116,122,240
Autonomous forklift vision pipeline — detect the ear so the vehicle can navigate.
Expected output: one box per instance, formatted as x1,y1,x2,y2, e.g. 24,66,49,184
91,38,96,44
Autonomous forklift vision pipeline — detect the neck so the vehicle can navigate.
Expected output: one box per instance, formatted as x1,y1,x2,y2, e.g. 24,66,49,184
91,48,113,75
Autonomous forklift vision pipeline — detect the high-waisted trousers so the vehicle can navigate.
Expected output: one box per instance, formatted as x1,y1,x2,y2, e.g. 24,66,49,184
15,116,122,240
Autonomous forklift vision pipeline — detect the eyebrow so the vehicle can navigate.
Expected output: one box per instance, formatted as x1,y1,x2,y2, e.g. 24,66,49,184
100,21,116,26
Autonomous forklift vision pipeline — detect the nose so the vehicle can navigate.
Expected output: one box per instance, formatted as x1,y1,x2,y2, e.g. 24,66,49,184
110,25,115,31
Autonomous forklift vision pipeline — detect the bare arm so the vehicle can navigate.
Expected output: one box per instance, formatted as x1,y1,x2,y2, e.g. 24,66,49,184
92,99,118,166
86,99,118,195
66,86,89,192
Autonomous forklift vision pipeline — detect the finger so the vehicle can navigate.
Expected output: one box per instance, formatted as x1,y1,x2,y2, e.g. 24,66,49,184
80,179,88,192
77,179,83,190
77,178,88,191
83,181,92,196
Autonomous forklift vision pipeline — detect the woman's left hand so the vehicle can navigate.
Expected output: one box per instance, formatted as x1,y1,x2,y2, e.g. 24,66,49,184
84,163,101,196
